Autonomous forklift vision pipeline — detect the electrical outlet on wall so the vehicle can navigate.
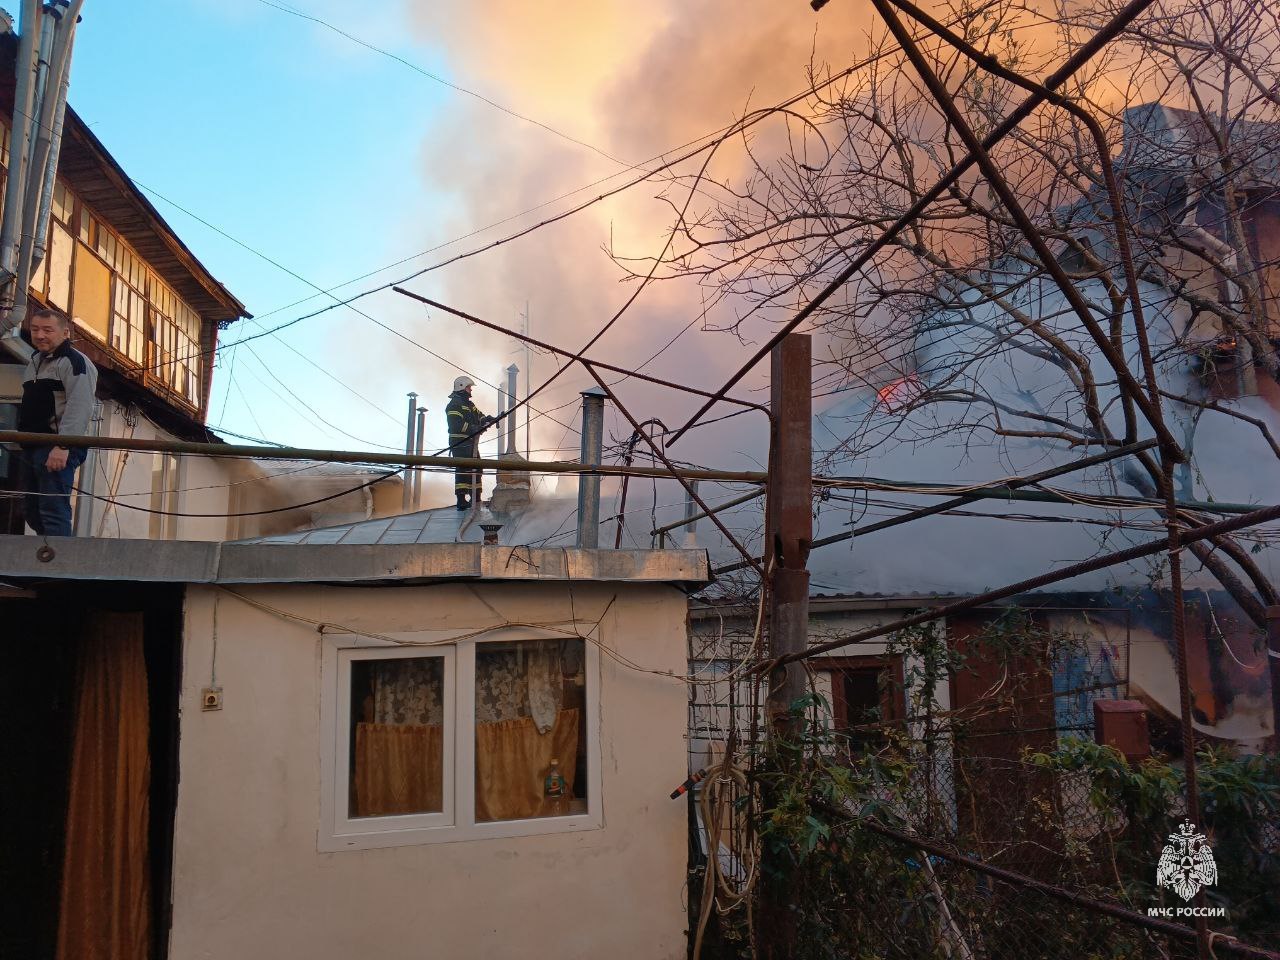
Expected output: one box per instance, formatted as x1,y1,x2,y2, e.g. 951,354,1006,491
201,686,223,711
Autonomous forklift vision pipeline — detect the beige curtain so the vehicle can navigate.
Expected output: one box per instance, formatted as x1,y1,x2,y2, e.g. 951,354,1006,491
354,723,444,816
475,708,579,822
56,612,152,960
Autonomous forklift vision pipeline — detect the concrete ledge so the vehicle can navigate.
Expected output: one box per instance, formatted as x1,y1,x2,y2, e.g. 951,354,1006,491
0,534,710,587
0,535,218,583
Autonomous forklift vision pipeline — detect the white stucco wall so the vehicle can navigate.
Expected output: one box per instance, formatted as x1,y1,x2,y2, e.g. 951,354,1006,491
171,581,691,960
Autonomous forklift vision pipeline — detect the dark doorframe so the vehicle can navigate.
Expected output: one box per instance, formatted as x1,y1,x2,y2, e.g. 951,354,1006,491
0,581,184,960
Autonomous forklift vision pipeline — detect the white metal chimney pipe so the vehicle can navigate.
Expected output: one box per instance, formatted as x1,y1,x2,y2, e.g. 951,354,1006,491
495,372,507,456
505,364,518,457
402,392,417,511
576,386,606,548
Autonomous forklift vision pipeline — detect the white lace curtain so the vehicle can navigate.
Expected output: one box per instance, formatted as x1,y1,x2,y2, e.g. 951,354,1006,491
370,641,569,735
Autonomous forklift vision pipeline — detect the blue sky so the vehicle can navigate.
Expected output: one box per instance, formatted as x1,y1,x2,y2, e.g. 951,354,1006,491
56,0,835,481
66,0,461,452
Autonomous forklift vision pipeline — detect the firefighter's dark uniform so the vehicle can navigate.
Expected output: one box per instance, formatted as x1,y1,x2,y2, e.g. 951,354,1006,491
446,389,488,506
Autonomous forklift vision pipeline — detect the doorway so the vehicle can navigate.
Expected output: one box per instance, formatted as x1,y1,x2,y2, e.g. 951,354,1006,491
0,583,183,960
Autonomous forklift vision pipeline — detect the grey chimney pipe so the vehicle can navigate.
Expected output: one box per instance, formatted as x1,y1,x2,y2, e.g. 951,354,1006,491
505,364,518,458
576,386,606,548
682,480,699,547
413,406,426,509
402,392,417,512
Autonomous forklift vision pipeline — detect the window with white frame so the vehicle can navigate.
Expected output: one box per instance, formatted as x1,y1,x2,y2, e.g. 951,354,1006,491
321,631,597,851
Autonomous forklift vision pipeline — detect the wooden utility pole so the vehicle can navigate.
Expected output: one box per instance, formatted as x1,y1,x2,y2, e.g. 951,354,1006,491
765,334,812,727
759,334,812,960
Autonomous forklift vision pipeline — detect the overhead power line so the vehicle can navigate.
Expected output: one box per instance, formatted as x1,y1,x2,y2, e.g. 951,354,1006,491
0,430,769,484
75,468,397,520
253,0,629,169
213,30,966,355
140,6,1012,425
133,180,579,438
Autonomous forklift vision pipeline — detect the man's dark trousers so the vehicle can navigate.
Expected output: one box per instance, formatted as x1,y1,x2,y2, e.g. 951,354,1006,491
18,446,84,536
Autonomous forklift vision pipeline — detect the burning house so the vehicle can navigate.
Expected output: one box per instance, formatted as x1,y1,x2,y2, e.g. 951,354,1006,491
683,102,1280,779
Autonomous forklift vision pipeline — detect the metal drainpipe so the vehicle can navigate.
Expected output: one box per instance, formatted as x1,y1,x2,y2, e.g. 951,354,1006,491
505,364,518,457
0,0,43,329
32,1,80,270
402,391,417,512
13,1,68,324
413,406,426,509
576,386,606,548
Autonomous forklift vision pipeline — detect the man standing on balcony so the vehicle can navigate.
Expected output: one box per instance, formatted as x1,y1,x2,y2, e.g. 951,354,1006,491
17,307,98,536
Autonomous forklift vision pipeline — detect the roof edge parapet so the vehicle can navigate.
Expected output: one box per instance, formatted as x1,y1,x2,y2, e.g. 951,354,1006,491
0,535,710,587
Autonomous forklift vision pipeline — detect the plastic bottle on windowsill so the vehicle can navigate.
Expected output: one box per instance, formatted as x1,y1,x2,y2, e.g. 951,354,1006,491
543,758,567,816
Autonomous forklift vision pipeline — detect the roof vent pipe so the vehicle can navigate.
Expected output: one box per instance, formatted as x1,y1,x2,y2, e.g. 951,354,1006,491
505,364,519,459
576,386,607,548
402,391,417,512
682,480,699,548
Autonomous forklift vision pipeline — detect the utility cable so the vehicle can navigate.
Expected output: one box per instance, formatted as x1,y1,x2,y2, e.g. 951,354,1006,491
9,446,403,519
68,469,397,519
212,29,971,356
133,180,579,438
253,0,630,171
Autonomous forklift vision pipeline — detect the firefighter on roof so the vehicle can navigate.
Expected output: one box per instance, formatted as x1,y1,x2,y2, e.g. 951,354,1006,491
446,376,496,510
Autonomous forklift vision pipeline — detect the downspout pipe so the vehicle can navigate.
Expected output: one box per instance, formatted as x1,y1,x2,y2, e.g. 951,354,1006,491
0,0,43,336
32,0,79,270
11,5,56,314
575,387,606,548
29,52,67,270
14,0,80,326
